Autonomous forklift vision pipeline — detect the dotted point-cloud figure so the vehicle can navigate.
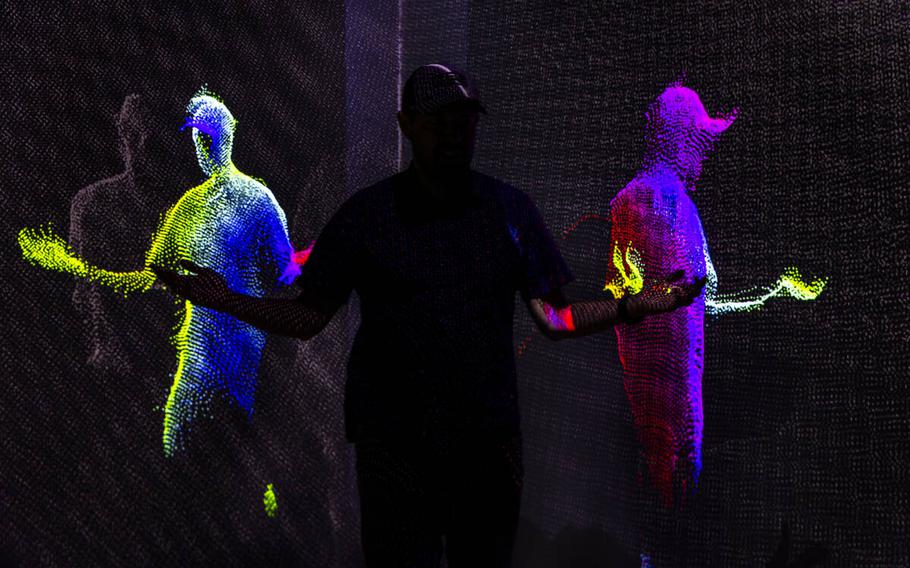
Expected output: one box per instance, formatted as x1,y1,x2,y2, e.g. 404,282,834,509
606,83,826,509
607,83,734,509
19,89,299,457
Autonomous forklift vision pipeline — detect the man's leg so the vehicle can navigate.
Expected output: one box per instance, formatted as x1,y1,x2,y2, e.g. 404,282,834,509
445,434,523,568
355,436,445,568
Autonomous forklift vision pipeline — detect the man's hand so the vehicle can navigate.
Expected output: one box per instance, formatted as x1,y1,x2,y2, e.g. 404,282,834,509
151,260,233,310
623,270,707,322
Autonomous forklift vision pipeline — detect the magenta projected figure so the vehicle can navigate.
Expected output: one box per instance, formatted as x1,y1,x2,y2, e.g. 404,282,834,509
607,83,736,509
606,83,825,514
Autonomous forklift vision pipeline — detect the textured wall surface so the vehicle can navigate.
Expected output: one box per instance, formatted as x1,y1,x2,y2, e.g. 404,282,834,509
2,1,908,567
3,3,362,567
404,1,908,566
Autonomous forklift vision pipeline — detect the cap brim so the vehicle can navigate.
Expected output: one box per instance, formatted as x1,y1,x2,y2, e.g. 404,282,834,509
697,110,737,135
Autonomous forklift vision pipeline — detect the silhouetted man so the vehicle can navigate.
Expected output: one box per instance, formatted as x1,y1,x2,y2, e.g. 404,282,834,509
154,64,703,568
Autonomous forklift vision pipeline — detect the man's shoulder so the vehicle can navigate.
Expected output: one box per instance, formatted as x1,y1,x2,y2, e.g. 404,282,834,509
471,169,519,192
331,171,404,219
362,169,407,193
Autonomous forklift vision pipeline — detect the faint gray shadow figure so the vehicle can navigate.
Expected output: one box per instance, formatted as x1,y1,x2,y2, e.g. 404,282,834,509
69,94,168,375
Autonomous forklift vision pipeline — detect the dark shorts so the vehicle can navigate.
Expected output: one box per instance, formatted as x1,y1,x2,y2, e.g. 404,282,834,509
354,433,523,568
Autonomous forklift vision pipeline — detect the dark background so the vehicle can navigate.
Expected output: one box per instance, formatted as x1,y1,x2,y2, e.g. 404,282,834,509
2,1,907,566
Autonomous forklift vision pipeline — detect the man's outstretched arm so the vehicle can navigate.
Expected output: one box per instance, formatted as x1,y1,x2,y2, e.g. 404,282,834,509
527,271,706,341
152,260,333,340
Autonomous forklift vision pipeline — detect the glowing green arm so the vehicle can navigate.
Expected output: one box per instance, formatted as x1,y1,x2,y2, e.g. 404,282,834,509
703,251,827,316
17,186,200,296
18,224,153,295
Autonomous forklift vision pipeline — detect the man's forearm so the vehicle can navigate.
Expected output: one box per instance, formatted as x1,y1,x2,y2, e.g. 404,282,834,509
534,296,627,340
532,274,704,341
569,297,626,336
214,292,331,339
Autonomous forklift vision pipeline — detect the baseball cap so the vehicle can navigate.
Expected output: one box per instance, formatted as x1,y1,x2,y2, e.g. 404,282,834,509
401,64,487,115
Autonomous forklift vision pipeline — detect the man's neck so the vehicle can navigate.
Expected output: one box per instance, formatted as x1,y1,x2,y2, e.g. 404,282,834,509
411,159,470,202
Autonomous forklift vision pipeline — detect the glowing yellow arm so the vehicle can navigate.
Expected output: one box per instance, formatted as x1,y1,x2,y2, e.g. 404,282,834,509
603,242,645,299
17,225,156,296
17,177,214,296
705,264,827,315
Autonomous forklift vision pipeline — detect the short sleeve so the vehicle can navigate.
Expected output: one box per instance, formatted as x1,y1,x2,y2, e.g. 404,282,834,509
510,191,575,300
294,199,360,315
257,200,294,291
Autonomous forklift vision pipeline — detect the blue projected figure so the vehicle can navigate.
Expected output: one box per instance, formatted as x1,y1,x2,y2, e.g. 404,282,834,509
159,91,298,456
18,90,307,456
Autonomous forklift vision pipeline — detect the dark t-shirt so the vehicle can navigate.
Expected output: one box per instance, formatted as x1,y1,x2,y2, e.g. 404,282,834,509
295,164,573,442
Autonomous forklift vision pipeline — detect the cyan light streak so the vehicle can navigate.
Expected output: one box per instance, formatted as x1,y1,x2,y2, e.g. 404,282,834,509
606,83,827,509
704,253,826,315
